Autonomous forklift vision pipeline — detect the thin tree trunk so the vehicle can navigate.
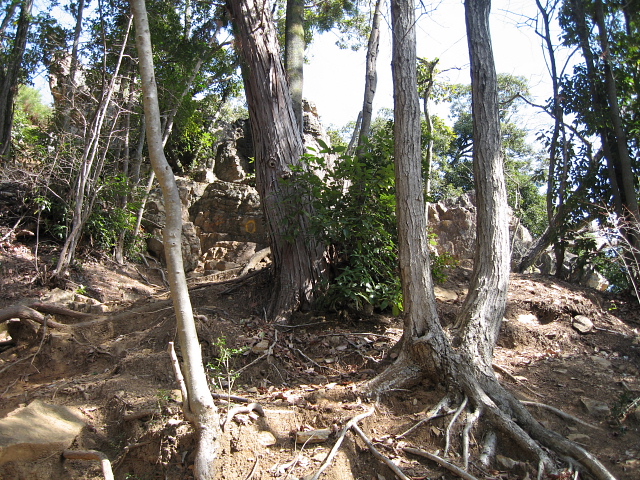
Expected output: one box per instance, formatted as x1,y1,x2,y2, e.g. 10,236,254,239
54,15,133,277
593,0,639,220
418,58,438,203
0,0,33,162
131,2,219,479
285,0,304,134
228,0,328,323
357,0,382,150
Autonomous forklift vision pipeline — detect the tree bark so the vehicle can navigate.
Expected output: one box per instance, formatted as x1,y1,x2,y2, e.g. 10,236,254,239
454,0,510,369
227,0,327,323
0,0,33,162
357,0,382,150
131,1,219,478
366,2,616,478
285,0,304,134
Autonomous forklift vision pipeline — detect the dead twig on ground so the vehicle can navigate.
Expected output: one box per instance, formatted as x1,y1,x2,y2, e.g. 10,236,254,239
351,423,411,480
397,395,450,439
244,454,260,480
493,363,544,398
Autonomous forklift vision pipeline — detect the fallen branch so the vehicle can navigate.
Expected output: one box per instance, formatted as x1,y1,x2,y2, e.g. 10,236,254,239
309,407,375,480
123,409,158,422
351,423,411,480
62,449,114,480
403,446,480,480
211,393,253,403
0,305,66,328
168,342,191,418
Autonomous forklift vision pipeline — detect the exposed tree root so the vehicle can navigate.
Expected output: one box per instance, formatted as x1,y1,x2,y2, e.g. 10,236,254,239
62,450,114,480
309,407,375,480
0,305,66,329
444,396,467,457
522,400,603,431
365,351,617,480
223,402,265,431
240,247,271,276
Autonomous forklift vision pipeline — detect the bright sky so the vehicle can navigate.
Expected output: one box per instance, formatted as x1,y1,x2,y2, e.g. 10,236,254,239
304,0,569,130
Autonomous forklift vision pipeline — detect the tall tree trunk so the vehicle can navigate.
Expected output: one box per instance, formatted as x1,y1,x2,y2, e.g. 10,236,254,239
0,0,33,162
593,0,639,221
454,0,511,369
227,0,328,323
285,0,304,134
131,2,219,479
417,58,438,203
366,2,616,478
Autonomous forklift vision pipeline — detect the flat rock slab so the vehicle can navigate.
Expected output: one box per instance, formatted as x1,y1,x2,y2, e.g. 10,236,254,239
0,399,86,465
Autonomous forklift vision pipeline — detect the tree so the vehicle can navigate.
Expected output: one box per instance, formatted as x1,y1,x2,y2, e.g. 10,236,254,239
0,0,34,162
284,0,304,133
366,1,615,479
131,1,220,479
227,0,328,323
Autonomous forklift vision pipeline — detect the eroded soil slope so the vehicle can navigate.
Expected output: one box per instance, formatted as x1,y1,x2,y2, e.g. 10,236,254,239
1,245,639,480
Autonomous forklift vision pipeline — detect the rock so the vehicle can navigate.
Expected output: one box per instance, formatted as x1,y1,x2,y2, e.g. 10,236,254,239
295,428,331,444
429,192,533,269
572,315,594,334
0,400,85,464
591,356,612,369
516,313,538,325
567,433,590,443
213,119,255,182
580,397,611,418
434,286,458,303
257,431,277,446
251,340,270,354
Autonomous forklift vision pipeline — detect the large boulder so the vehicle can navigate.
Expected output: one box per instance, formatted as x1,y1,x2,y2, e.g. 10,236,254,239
428,192,533,270
190,180,266,248
213,119,255,183
0,400,85,465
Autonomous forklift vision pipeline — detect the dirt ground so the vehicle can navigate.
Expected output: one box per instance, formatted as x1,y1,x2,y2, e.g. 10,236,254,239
1,241,640,480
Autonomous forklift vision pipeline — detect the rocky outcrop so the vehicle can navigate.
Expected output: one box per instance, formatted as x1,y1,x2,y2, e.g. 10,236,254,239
145,101,334,274
427,192,533,269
